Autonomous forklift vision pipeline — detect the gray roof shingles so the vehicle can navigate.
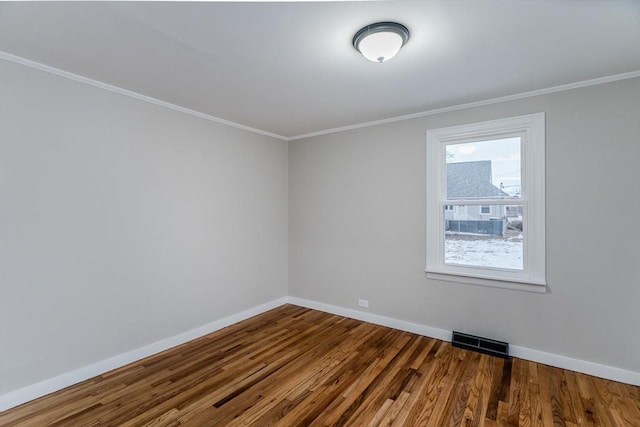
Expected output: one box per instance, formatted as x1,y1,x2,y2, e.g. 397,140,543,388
447,160,510,199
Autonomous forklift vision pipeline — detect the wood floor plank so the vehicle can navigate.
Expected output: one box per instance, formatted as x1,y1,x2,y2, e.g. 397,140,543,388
528,361,546,427
484,356,507,422
374,390,410,426
611,380,640,426
415,344,467,425
388,339,439,427
307,330,412,426
588,376,621,427
444,350,482,426
517,359,531,427
1,305,638,427
538,364,566,426
223,322,382,426
327,332,417,426
401,342,456,425
530,383,546,427
507,357,522,425
466,355,495,427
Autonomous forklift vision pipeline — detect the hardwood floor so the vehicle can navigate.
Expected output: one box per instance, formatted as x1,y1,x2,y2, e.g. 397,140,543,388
1,305,638,426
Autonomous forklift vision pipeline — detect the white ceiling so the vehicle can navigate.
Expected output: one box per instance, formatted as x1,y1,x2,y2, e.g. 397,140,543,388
1,1,639,139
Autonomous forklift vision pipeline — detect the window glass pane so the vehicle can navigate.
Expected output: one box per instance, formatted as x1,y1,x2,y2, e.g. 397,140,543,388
444,204,523,270
446,137,521,200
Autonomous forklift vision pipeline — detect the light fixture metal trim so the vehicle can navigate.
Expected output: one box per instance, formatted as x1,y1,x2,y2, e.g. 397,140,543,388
353,21,410,63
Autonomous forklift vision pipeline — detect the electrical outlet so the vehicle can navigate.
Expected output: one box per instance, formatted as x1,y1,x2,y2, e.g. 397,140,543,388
358,299,369,308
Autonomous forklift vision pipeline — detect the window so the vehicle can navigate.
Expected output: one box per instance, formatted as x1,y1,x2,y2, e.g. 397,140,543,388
426,113,546,292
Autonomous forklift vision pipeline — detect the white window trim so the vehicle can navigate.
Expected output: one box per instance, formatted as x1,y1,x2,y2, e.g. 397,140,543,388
426,113,546,293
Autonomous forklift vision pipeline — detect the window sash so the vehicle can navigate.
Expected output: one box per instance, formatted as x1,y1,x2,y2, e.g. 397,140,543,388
426,113,545,292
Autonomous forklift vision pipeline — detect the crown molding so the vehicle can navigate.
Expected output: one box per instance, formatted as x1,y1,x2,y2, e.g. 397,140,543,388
0,51,289,141
287,70,640,141
2,51,638,142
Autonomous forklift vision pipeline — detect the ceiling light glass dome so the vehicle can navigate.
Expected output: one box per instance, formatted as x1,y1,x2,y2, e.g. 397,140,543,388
353,22,410,63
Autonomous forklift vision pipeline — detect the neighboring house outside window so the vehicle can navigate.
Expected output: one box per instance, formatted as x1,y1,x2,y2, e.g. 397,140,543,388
426,113,546,292
444,161,508,225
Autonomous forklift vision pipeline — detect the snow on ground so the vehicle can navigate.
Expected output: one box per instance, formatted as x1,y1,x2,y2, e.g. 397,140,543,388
445,232,523,270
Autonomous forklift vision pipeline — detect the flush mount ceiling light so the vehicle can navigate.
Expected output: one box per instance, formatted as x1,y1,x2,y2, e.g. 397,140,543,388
353,22,410,63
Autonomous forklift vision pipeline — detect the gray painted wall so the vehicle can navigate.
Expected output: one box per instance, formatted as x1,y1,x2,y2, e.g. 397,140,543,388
289,78,640,373
1,57,638,397
0,60,289,394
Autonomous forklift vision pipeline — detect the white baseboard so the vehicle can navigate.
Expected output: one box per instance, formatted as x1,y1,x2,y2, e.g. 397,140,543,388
287,297,640,387
508,346,640,386
2,295,638,412
286,297,452,342
0,297,289,412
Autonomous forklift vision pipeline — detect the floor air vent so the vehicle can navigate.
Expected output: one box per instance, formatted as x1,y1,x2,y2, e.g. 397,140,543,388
451,331,509,358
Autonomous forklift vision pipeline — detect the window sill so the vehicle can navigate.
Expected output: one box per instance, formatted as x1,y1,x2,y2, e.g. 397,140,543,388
425,270,547,293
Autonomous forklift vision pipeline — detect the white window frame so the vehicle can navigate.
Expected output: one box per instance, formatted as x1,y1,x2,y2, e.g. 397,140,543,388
480,205,491,215
426,113,546,293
